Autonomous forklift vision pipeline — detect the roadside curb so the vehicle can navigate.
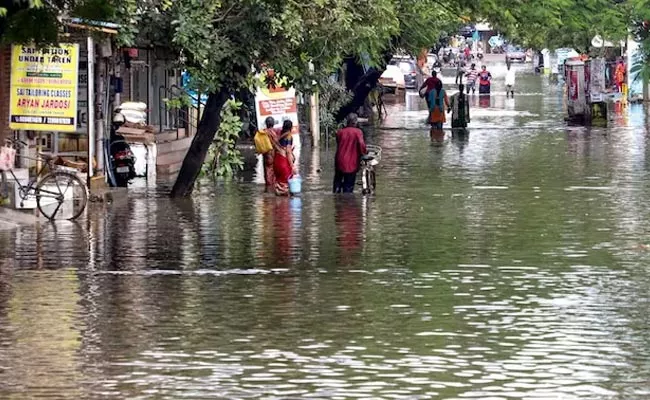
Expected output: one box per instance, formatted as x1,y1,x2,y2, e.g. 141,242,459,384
0,207,38,229
0,186,129,230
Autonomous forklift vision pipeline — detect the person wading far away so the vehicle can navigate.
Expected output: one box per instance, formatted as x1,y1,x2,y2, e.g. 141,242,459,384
428,79,449,137
261,116,278,192
273,120,297,196
465,63,478,94
505,64,516,98
419,70,441,109
449,83,470,130
333,113,368,193
478,65,492,95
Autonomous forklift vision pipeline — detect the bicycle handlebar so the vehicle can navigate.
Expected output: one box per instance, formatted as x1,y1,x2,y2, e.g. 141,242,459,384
4,137,28,147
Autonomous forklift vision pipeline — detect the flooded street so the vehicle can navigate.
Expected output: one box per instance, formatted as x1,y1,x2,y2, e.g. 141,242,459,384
4,67,650,399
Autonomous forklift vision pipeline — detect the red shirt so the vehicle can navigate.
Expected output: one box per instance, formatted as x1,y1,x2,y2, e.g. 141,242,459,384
335,127,367,173
423,76,441,94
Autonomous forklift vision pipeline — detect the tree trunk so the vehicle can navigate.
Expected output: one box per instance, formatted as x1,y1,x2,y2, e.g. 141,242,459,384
335,52,393,122
170,89,230,197
335,68,385,122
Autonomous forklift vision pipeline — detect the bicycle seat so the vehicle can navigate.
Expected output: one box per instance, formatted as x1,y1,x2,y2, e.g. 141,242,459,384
361,154,375,161
39,153,55,161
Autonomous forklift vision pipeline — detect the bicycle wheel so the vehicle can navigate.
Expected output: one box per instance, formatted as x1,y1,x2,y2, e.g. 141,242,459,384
369,169,376,192
362,168,371,195
36,172,87,220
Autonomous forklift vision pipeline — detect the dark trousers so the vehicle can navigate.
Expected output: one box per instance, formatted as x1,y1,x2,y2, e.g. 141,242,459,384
333,170,357,193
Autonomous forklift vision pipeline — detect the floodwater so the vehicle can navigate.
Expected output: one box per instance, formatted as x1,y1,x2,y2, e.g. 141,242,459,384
3,65,650,399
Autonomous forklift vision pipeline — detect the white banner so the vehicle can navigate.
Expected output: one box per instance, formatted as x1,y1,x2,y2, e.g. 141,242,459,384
254,79,299,134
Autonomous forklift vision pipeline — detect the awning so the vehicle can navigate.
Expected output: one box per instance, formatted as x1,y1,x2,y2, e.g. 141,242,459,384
64,18,120,34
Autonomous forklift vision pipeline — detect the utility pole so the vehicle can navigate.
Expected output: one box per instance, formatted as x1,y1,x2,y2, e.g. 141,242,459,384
308,62,320,147
86,35,95,185
309,92,320,147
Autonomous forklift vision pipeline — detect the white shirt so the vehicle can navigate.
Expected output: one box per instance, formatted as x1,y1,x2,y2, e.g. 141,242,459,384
505,69,516,86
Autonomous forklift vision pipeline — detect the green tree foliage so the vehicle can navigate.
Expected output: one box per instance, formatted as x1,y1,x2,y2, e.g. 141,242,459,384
157,0,475,196
476,0,630,51
202,99,245,179
0,0,138,44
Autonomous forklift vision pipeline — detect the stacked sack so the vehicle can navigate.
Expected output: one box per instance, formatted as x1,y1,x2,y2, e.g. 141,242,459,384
118,102,147,124
116,102,155,133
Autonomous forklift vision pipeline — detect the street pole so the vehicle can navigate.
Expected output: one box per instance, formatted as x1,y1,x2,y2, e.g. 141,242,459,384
95,59,105,175
309,91,320,147
308,62,320,147
87,35,95,185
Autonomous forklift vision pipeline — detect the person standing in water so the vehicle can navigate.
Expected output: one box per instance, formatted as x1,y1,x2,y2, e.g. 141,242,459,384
419,70,441,109
261,116,278,192
455,59,466,85
505,64,516,98
465,63,478,94
273,120,297,196
333,113,368,194
448,84,470,131
428,79,449,137
478,65,492,95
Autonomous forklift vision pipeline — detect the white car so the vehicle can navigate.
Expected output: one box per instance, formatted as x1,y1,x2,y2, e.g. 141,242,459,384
379,64,405,90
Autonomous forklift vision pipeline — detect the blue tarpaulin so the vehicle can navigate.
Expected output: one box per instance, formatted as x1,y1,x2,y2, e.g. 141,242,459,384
181,71,208,107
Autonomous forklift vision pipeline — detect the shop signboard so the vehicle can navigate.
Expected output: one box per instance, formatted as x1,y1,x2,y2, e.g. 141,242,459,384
254,71,299,134
9,44,80,132
589,58,606,95
566,60,586,117
76,49,88,133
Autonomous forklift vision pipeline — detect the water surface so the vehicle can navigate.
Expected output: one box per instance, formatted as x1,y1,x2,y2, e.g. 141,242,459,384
2,69,650,399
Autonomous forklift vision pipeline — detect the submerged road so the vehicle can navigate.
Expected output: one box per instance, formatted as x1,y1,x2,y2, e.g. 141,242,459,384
2,63,650,399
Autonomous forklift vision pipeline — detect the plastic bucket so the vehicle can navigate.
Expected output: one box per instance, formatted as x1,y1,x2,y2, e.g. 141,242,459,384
288,175,302,194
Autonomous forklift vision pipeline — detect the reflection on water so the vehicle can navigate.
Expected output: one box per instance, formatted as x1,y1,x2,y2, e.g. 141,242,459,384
3,72,650,398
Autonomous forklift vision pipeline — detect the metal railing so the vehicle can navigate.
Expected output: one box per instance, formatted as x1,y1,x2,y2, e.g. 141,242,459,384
158,85,204,139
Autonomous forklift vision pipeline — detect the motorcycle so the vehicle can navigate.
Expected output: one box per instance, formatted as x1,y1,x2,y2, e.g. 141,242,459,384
110,140,136,187
107,113,137,187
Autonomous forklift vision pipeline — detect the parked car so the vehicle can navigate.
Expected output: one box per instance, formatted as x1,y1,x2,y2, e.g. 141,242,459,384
506,45,526,62
379,64,405,92
426,53,440,69
389,57,420,89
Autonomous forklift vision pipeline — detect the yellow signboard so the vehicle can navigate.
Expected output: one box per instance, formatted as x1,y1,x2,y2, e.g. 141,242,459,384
9,44,80,132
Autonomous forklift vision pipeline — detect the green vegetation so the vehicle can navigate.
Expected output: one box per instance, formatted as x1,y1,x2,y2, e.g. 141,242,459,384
477,0,630,51
202,99,245,179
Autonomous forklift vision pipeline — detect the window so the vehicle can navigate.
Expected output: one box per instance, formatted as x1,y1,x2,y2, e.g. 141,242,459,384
398,62,415,74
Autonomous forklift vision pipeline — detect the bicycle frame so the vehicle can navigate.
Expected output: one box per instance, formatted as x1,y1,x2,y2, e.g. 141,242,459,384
1,140,65,202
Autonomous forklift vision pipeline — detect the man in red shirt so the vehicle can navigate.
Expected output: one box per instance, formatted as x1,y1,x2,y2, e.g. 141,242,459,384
334,113,367,193
419,71,441,108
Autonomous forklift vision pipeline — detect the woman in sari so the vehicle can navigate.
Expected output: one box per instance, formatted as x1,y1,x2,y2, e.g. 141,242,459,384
428,79,449,138
614,58,626,93
261,116,278,192
449,83,470,131
273,120,297,196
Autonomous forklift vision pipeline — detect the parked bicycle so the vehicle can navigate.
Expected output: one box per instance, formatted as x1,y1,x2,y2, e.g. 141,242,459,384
0,138,88,220
369,84,388,119
360,145,381,195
